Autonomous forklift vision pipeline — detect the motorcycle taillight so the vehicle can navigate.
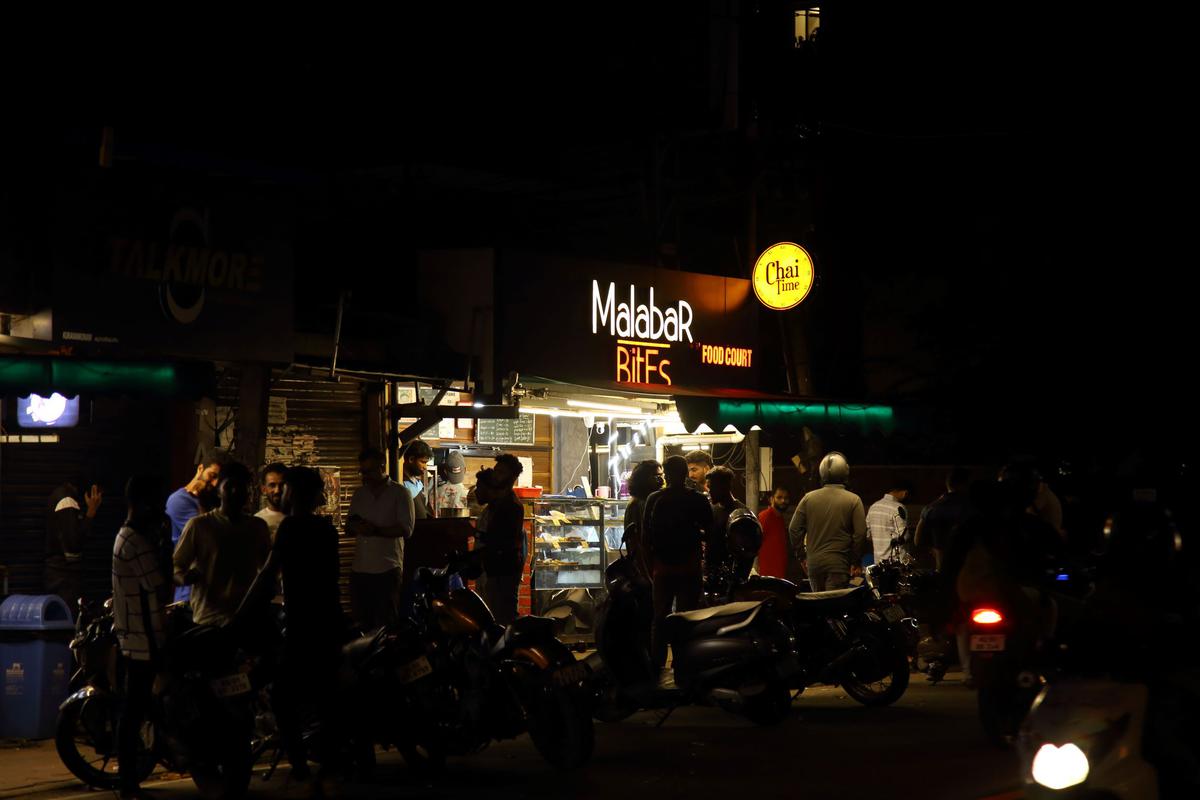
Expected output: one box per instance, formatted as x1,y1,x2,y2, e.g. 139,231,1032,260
971,608,1003,625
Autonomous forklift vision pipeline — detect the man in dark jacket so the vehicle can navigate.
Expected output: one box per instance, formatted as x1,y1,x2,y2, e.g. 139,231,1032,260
643,455,711,669
46,480,103,607
473,454,526,625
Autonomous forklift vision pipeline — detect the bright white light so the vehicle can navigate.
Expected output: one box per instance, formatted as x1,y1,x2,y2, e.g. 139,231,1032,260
693,423,714,434
27,393,68,424
473,403,484,408
567,399,645,415
1032,743,1089,791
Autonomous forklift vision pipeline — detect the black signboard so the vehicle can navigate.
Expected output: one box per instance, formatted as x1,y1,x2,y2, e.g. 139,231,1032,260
495,252,760,393
52,172,295,363
475,414,536,446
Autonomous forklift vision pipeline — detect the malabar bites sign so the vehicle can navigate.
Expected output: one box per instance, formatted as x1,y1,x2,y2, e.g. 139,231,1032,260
496,253,759,392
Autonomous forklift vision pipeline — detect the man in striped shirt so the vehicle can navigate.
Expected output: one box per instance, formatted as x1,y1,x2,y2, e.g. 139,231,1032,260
111,476,170,800
866,478,914,566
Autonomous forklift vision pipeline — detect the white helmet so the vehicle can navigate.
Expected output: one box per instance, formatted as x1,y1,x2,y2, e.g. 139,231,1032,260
819,452,850,485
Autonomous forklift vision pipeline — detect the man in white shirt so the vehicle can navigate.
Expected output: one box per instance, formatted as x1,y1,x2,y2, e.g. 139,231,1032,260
867,478,914,565
111,476,169,800
255,463,288,541
347,447,414,630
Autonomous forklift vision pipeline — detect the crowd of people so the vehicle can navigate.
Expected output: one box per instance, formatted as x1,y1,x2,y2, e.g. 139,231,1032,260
41,442,527,799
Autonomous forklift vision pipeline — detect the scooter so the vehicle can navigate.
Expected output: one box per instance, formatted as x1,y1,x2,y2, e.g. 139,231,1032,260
587,554,799,726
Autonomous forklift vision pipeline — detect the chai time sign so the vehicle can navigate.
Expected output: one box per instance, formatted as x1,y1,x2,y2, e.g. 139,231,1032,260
752,242,815,311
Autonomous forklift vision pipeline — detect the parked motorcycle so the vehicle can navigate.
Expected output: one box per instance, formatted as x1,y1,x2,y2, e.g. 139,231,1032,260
868,558,954,681
731,574,913,706
366,550,594,771
56,600,271,799
589,554,800,726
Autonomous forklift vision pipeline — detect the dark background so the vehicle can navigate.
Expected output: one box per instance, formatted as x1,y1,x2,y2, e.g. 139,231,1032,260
1,3,1191,468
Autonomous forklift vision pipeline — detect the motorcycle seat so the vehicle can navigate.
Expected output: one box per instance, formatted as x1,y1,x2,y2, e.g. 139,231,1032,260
490,615,557,656
667,601,764,640
792,585,872,616
341,627,386,668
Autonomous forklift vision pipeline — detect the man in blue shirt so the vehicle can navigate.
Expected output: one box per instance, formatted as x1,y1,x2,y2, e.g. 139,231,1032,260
401,440,433,519
165,454,225,602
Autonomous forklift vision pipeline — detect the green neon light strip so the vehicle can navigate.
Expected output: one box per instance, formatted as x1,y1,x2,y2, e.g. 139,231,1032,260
0,359,183,394
715,401,896,433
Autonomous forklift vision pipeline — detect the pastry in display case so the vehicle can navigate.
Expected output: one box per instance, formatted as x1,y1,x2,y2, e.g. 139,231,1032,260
530,497,633,644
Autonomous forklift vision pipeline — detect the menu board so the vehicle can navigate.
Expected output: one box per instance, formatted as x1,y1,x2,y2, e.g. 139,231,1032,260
475,414,536,446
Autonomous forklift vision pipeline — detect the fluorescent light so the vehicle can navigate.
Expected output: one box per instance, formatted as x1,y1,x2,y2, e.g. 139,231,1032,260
566,399,645,415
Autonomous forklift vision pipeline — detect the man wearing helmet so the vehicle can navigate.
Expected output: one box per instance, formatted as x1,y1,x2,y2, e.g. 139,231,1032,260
782,453,868,592
787,452,868,591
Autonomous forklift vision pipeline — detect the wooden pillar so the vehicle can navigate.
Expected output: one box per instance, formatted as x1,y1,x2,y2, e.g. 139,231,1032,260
234,364,270,469
745,428,762,513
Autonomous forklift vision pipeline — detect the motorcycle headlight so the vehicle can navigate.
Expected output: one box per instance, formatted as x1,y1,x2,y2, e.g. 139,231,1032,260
1031,743,1089,790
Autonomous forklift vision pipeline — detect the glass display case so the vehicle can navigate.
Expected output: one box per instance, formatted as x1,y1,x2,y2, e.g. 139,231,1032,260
531,497,607,590
529,497,631,643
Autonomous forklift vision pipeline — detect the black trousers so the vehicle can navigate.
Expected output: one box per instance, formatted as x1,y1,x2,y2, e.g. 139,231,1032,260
118,658,154,792
651,570,702,668
478,572,520,626
349,569,400,631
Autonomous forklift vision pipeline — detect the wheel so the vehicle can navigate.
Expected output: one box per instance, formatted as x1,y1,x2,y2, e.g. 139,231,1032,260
977,685,1037,748
842,647,911,707
526,686,595,769
55,695,156,790
743,680,793,726
592,684,639,723
190,740,253,800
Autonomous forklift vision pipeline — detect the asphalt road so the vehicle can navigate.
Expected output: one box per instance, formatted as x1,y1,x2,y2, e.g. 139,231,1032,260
25,673,1022,800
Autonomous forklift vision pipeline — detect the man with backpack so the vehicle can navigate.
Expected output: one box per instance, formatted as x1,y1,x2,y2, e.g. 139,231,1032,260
643,455,712,670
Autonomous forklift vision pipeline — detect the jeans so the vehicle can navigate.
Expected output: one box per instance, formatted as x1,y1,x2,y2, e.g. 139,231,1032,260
651,569,702,668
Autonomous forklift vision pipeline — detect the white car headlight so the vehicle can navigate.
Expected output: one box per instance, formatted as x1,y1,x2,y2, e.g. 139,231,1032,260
1032,742,1090,790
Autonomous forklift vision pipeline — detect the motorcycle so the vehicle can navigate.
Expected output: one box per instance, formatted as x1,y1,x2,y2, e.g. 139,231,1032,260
966,564,1093,747
362,549,594,771
588,553,800,726
56,600,271,799
731,573,913,707
868,558,954,682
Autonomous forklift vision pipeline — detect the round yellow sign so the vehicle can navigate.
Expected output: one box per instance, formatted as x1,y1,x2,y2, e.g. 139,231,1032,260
752,242,814,311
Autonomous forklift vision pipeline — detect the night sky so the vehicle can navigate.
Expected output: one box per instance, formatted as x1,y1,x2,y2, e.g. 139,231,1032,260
2,5,1191,467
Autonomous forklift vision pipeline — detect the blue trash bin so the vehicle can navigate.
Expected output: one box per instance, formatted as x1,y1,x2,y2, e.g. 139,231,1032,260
0,594,76,739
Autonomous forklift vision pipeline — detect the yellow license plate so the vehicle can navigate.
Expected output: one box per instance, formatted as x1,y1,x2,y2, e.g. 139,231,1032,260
210,672,252,697
397,656,433,684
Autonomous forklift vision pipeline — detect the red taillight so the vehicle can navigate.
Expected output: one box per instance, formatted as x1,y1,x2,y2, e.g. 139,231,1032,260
972,608,1003,625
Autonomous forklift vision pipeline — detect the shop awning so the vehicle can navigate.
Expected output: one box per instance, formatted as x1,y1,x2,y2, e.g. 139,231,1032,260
674,395,897,437
0,357,215,398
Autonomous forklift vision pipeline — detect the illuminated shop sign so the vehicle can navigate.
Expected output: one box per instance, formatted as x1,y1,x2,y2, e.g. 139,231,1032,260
590,280,752,388
753,242,815,311
497,254,760,393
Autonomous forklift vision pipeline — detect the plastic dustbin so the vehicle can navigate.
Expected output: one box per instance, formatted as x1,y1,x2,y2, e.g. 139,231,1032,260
0,594,75,739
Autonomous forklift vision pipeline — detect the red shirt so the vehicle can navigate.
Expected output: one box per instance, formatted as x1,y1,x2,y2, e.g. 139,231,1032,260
757,507,790,579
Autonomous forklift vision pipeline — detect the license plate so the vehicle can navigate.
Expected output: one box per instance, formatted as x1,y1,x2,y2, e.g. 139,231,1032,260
210,672,252,697
970,634,1006,652
397,656,433,684
882,605,904,623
